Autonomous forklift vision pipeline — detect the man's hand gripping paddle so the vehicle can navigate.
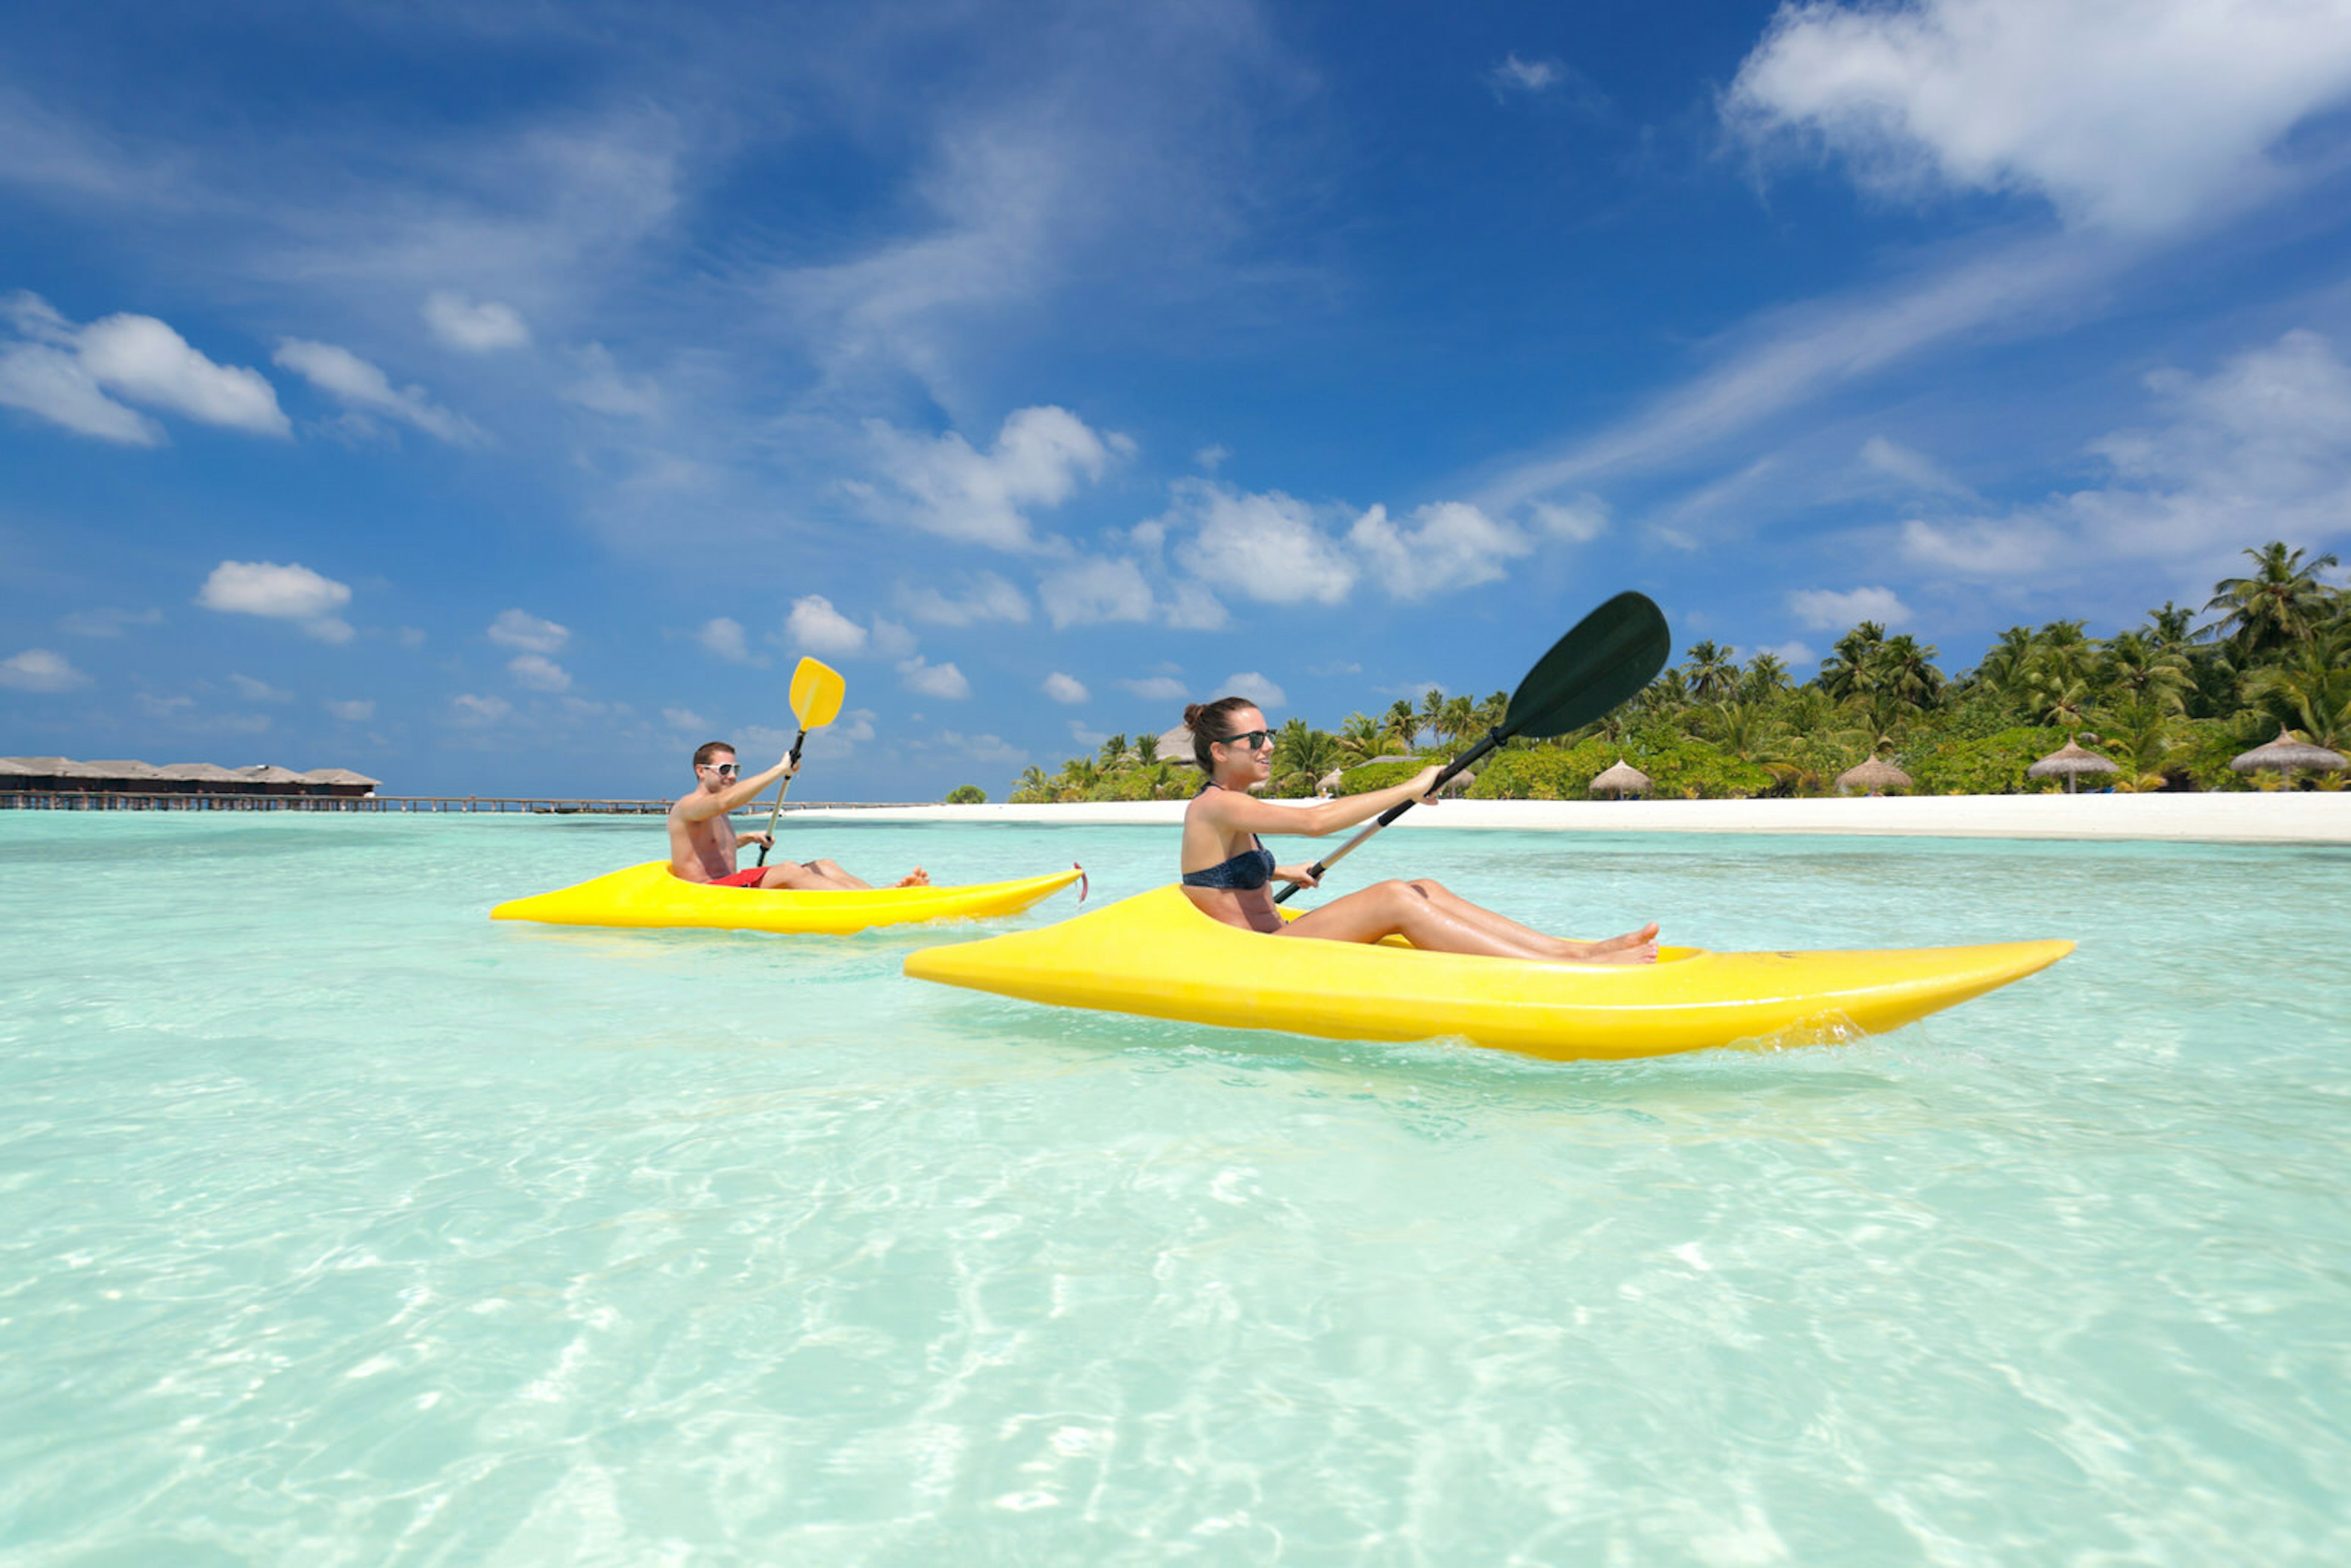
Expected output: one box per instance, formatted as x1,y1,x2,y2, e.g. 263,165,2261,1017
1272,590,1671,904
755,657,847,867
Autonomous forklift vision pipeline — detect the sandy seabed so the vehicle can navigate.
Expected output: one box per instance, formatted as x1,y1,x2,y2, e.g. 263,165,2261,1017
793,792,2351,844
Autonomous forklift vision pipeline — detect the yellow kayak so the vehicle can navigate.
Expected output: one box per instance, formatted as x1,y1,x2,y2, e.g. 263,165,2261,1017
492,861,1084,934
904,884,2072,1061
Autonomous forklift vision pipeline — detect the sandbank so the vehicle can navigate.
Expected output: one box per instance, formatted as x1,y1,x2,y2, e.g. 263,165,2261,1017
792,792,2351,844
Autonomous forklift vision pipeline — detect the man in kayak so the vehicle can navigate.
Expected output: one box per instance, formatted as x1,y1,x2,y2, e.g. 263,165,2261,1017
1177,696,1656,962
669,741,929,890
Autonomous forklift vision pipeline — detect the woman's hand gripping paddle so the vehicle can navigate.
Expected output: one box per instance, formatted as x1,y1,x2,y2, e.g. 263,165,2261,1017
1272,590,1671,903
755,658,847,867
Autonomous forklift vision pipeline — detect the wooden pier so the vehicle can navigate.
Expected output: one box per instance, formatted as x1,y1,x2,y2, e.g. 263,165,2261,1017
0,792,920,815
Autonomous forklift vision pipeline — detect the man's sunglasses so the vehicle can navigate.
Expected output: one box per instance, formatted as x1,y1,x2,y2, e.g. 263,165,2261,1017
1219,729,1273,751
701,761,741,776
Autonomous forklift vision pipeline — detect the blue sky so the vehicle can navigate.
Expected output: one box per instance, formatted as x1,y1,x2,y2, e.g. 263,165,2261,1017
6,0,2351,800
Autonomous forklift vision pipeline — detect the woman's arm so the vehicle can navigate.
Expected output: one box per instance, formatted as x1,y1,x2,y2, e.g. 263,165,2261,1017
1200,766,1442,839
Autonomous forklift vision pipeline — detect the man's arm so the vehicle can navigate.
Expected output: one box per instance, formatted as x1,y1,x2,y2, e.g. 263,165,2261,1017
673,756,798,823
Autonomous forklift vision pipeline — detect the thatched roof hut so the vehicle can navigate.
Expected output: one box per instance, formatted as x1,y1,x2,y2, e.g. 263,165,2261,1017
234,764,315,794
1157,724,1199,768
2027,735,2119,794
2230,727,2347,778
1589,758,1651,799
1439,767,1475,797
1835,756,1913,795
1316,768,1344,796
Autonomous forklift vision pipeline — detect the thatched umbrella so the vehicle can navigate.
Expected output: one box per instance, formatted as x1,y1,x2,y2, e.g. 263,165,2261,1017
1835,756,1913,795
2027,735,2119,795
1589,758,1651,799
1157,724,1198,768
2230,726,2347,784
1439,767,1475,798
1316,768,1345,796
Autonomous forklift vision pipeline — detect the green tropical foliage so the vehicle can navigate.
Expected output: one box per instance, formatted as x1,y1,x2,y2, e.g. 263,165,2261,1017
1016,541,2350,800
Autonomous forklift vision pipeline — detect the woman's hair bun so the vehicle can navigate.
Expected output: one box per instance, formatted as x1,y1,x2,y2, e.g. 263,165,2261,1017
1181,702,1207,729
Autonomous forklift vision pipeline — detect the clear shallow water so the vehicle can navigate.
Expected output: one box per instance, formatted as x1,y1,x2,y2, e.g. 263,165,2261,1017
2,814,2347,1566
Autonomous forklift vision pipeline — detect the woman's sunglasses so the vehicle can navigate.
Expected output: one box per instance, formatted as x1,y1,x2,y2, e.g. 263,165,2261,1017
1219,729,1273,751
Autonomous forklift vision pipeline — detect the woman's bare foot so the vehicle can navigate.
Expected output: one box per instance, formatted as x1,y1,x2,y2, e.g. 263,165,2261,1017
893,868,931,888
1566,922,1659,965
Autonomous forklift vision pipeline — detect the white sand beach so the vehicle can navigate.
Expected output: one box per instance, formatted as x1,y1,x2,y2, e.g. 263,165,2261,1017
793,792,2351,844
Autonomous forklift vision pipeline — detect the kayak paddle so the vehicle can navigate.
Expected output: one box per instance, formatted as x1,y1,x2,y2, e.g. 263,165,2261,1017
755,656,847,867
1271,590,1671,904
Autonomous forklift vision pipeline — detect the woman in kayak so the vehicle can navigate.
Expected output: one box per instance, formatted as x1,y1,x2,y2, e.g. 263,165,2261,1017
1179,697,1658,963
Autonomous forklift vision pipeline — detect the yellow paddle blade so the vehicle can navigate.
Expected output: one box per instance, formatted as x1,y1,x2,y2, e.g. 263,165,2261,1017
790,657,846,729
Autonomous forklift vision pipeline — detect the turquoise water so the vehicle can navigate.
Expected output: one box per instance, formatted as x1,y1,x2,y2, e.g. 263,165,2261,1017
2,814,2347,1565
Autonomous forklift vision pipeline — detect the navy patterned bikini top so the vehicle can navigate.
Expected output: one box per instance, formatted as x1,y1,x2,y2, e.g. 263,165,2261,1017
1182,780,1275,891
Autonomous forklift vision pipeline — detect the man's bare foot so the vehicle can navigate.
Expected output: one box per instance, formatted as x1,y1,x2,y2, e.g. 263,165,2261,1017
1569,922,1659,965
893,868,931,888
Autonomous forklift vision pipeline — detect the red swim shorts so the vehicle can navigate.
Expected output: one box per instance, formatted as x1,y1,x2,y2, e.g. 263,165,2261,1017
711,868,768,888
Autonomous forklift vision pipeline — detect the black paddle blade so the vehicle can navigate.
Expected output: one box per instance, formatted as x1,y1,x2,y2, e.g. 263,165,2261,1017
1502,591,1671,740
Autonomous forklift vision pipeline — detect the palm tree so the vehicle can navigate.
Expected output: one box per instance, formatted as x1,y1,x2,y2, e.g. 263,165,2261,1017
1476,690,1510,733
1868,634,1944,712
1684,640,1740,702
2203,541,2341,661
1270,719,1343,797
2093,695,2185,791
1441,692,1478,746
1134,731,1160,765
1420,687,1450,747
2098,631,2192,715
1737,653,1791,703
2246,629,2351,750
1970,625,2039,701
1098,733,1130,771
2141,601,2197,651
1338,711,1393,765
1383,699,1421,752
1011,765,1050,804
1817,621,1886,703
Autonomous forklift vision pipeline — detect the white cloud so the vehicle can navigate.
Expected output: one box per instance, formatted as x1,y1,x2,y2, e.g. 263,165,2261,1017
857,405,1131,551
784,594,872,656
1215,670,1286,710
559,343,659,418
0,648,87,692
1119,675,1190,702
77,312,288,434
696,617,753,662
488,609,570,654
1530,497,1610,542
1167,480,1357,605
1759,640,1818,669
899,655,972,700
273,339,479,444
1788,585,1912,629
1039,556,1158,629
1489,53,1562,93
325,699,375,722
196,560,353,642
1041,672,1089,703
1194,443,1230,471
1859,435,1971,495
422,291,530,352
1349,501,1532,599
662,707,708,732
900,571,1030,626
228,673,291,702
450,693,512,725
58,607,161,637
1902,327,2351,578
0,292,287,443
508,653,571,692
1727,0,2351,234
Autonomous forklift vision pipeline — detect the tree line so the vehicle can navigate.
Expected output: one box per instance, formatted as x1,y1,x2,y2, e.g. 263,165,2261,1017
997,542,2349,803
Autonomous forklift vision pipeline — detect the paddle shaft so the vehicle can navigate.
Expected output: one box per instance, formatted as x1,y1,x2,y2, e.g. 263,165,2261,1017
753,729,810,867
1270,727,1502,904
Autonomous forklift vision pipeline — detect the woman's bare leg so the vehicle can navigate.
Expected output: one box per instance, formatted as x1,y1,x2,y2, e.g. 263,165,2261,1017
1282,879,1655,964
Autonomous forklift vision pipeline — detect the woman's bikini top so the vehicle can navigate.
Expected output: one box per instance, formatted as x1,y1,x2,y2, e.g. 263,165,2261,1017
1181,781,1276,891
